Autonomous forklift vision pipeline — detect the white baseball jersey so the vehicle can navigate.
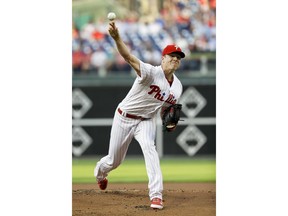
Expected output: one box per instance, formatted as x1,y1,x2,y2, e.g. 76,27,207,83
118,61,183,118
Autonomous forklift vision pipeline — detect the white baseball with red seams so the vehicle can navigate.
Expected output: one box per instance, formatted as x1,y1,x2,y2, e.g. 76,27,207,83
107,12,116,21
94,60,182,201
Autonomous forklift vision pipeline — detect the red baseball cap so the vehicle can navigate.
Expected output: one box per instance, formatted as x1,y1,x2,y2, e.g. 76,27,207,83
162,44,185,58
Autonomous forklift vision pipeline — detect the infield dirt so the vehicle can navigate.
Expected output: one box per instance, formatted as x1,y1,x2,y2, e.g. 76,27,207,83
73,183,216,216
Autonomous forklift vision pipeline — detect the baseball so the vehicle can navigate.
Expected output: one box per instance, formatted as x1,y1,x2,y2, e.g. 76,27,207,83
107,12,116,21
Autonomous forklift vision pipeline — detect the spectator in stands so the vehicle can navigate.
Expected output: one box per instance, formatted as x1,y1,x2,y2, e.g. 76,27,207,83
90,47,109,77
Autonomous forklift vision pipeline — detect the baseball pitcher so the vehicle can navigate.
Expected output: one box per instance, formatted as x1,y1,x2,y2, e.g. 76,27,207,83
94,20,185,210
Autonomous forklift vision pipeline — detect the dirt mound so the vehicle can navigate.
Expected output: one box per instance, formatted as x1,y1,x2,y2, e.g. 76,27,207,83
73,183,216,216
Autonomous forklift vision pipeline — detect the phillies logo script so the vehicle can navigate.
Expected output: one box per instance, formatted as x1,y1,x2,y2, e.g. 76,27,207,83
148,85,176,104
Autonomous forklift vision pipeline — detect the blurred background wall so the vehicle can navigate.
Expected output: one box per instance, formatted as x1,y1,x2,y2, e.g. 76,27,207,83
72,0,216,158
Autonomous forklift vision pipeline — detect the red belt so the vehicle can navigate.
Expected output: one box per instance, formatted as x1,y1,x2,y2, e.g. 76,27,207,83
118,108,146,120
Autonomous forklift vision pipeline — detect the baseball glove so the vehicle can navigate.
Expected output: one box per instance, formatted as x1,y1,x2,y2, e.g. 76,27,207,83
162,104,182,132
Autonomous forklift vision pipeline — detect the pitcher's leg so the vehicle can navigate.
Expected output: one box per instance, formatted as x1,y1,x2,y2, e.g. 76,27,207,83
134,118,163,200
94,112,135,181
143,147,163,200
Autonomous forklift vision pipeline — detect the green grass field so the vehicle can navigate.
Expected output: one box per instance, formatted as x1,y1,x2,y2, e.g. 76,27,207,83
72,157,216,183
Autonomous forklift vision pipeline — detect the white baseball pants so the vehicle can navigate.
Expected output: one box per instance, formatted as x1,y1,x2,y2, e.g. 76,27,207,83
94,109,163,200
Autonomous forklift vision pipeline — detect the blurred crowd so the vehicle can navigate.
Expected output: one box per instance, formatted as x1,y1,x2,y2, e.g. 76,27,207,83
72,0,216,76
